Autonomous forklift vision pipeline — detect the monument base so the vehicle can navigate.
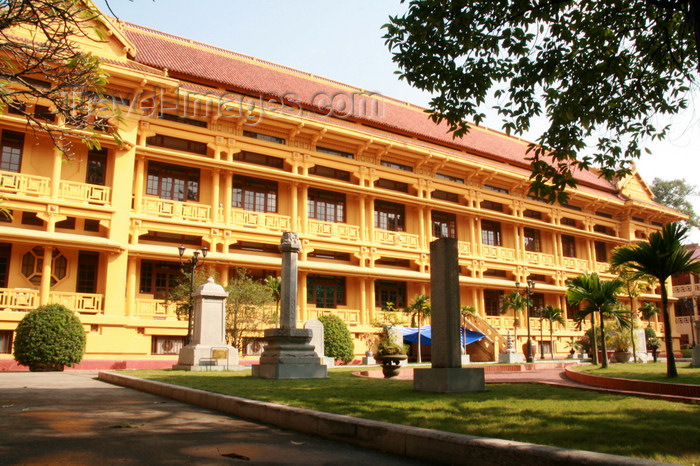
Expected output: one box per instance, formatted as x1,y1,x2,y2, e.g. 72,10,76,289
413,367,485,393
692,347,700,368
251,328,327,379
498,352,524,363
172,344,244,371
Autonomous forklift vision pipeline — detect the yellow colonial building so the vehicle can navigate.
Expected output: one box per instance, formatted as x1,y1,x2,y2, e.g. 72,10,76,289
0,10,684,368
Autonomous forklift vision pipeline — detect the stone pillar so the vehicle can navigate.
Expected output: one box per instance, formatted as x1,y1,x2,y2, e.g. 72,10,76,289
414,237,485,393
279,232,301,329
173,277,243,371
252,232,327,379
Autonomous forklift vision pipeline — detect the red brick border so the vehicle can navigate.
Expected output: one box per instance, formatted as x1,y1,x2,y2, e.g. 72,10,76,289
565,367,700,398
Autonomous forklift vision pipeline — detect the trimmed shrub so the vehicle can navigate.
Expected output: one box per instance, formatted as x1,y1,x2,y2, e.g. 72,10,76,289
318,315,354,363
13,304,86,370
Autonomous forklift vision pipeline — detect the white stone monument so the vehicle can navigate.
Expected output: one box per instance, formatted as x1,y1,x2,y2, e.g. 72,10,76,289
173,277,243,371
499,330,524,363
305,318,335,367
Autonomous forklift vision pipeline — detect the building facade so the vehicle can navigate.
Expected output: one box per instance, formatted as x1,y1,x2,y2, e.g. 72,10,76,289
0,13,684,368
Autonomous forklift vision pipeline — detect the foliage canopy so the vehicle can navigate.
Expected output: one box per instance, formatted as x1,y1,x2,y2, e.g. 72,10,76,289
0,0,123,154
650,177,700,229
13,303,86,369
317,314,354,363
384,0,699,203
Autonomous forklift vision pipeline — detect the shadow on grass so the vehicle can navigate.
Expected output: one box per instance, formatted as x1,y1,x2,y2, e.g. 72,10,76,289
131,370,700,465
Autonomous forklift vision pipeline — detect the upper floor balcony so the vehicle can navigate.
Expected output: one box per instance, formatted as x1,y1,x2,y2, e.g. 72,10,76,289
374,230,420,249
0,170,111,205
141,196,210,223
308,219,360,241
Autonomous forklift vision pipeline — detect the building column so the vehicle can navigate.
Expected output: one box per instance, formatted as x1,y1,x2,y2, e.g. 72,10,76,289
359,278,367,325
223,172,233,225
50,148,62,199
359,195,366,241
39,246,53,305
368,197,375,244
125,256,137,317
132,156,145,214
211,168,220,223
290,183,298,232
368,278,376,324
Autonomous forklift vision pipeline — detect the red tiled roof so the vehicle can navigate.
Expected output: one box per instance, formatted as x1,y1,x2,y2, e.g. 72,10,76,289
120,22,616,193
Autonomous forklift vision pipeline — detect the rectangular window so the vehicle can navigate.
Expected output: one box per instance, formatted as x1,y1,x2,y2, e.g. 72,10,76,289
566,301,578,320
233,151,284,169
0,243,11,288
21,212,43,226
84,219,100,232
151,335,186,355
55,217,76,230
523,209,543,220
374,200,405,232
480,200,504,212
484,184,508,194
375,178,408,193
309,164,351,182
308,189,345,223
0,330,12,354
561,217,577,227
484,290,503,316
307,250,351,261
432,190,459,203
595,211,613,219
1,130,24,172
562,235,576,258
317,146,353,159
76,251,99,294
381,160,413,172
632,216,645,223
146,134,207,155
146,161,200,202
524,228,541,252
306,274,346,308
432,211,456,239
436,173,464,184
139,260,180,299
232,176,278,213
481,220,501,246
243,130,285,145
375,280,406,309
86,149,107,185
594,241,607,262
158,112,208,128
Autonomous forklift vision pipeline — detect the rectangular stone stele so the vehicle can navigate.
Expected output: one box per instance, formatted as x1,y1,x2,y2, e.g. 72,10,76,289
413,367,485,393
429,237,462,368
252,364,327,380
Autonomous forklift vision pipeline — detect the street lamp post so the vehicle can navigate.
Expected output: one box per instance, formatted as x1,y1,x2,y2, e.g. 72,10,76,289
178,245,208,345
516,279,535,363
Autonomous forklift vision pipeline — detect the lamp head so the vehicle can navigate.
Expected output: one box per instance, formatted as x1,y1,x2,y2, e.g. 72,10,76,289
201,246,208,258
515,281,520,290
178,245,186,258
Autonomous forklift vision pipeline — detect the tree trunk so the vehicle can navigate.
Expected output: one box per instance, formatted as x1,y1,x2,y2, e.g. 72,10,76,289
661,284,678,377
549,323,554,359
590,312,599,365
599,311,608,369
630,293,637,363
417,314,422,364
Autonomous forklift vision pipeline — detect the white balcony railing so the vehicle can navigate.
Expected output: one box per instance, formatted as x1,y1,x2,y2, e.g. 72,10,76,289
483,245,516,262
0,289,103,314
524,251,555,267
0,171,50,197
0,288,39,311
60,180,111,205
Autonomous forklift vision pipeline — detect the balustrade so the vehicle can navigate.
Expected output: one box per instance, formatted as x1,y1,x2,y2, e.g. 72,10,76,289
373,230,420,249
230,208,291,232
142,197,210,222
308,220,360,241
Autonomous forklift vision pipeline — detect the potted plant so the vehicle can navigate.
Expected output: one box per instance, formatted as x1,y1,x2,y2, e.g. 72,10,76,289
609,322,632,363
374,330,407,378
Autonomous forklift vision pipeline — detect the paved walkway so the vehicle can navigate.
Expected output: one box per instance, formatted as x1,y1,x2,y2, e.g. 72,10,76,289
0,371,429,465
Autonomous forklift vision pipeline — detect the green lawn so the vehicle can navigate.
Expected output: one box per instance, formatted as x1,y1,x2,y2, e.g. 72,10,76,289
125,367,700,465
573,362,700,385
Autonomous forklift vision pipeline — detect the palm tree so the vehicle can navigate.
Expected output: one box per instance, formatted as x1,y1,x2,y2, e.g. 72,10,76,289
540,305,565,359
639,301,661,327
404,294,431,363
499,291,529,355
611,222,700,377
566,272,625,368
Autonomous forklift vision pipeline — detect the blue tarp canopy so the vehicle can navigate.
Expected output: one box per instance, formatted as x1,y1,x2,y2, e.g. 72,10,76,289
396,326,485,346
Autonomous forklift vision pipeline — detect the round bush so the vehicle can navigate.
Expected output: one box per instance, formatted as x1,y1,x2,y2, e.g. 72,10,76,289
13,304,86,370
317,315,354,363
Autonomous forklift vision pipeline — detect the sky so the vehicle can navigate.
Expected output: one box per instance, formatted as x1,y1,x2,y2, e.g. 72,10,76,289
95,0,700,241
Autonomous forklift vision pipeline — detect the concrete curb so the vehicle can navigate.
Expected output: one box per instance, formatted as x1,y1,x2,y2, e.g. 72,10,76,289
97,371,671,466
